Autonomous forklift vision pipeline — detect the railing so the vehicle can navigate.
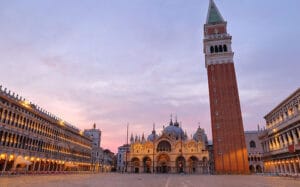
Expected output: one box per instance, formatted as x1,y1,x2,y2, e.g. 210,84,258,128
204,33,231,40
267,115,300,135
262,147,289,157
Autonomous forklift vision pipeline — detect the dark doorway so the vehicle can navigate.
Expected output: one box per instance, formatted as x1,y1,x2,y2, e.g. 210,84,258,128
134,167,139,173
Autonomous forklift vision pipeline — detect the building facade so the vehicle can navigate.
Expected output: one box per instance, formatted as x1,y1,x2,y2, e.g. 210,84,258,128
102,149,115,172
245,131,263,173
127,118,210,174
84,123,102,172
260,88,300,176
203,0,249,174
117,144,130,172
0,86,92,174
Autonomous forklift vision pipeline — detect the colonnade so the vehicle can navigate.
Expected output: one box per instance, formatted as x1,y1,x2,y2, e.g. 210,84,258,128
0,153,92,175
264,157,300,175
128,156,210,174
262,127,300,152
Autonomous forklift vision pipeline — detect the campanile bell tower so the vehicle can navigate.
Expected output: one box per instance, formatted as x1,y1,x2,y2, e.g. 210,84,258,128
203,0,249,174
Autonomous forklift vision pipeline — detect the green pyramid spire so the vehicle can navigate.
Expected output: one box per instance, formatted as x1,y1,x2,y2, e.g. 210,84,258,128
206,0,225,24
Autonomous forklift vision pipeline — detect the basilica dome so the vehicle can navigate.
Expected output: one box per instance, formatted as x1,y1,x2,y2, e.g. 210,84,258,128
162,120,185,140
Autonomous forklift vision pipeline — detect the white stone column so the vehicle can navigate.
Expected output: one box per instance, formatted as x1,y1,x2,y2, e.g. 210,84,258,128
275,138,280,149
293,162,298,174
288,162,292,174
38,161,41,172
292,129,298,144
26,163,29,172
266,141,270,152
283,163,287,173
278,136,284,149
287,132,293,145
272,139,276,150
297,127,300,140
266,140,271,152
1,156,8,174
269,139,274,151
32,161,36,171
283,134,288,147
279,163,282,173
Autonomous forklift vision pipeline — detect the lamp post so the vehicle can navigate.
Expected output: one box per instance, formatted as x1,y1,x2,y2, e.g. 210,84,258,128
125,150,128,173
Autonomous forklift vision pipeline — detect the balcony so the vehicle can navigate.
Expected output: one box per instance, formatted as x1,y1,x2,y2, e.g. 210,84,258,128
268,115,300,136
263,143,300,157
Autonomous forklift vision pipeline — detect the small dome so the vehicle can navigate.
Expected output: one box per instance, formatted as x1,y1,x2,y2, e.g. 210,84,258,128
147,133,158,141
193,126,208,143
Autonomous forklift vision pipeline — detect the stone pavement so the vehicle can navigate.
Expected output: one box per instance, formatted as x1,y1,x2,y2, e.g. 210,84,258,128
0,173,300,187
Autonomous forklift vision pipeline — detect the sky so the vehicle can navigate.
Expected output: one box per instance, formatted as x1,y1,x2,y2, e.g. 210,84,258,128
0,0,300,153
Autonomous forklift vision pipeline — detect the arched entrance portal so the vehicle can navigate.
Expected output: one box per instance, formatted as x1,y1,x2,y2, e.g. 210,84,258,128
249,165,255,173
131,157,140,173
176,156,186,173
156,154,170,173
188,156,198,173
256,165,262,173
0,154,7,171
143,157,151,173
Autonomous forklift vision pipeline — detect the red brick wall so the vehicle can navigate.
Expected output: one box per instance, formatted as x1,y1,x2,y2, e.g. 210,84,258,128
204,24,227,35
207,63,249,174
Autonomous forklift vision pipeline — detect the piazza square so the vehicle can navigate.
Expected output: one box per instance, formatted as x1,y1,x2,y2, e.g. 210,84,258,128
1,0,300,186
1,173,300,187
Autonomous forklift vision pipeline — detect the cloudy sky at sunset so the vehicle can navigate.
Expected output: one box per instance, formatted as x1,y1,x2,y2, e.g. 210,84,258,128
0,0,299,152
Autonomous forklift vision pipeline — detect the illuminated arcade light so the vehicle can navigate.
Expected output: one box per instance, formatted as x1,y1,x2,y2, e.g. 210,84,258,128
21,100,31,108
59,120,65,126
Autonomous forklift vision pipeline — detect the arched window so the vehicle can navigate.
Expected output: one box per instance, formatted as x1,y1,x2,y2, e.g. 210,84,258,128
214,46,219,53
219,45,223,52
210,46,214,53
223,45,228,52
250,140,256,148
157,140,171,152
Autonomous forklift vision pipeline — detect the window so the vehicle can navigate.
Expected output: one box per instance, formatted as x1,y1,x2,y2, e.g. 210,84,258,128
219,45,223,52
250,140,256,148
157,140,171,152
214,46,219,53
210,46,214,53
223,45,227,52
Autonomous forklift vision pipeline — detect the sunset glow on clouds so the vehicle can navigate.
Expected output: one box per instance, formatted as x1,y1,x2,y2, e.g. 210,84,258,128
0,0,300,152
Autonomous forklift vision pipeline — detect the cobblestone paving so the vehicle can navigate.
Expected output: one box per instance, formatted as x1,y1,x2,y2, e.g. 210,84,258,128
0,173,300,187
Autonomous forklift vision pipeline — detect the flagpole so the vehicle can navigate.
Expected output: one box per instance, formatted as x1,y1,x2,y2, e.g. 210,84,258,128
125,123,129,172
